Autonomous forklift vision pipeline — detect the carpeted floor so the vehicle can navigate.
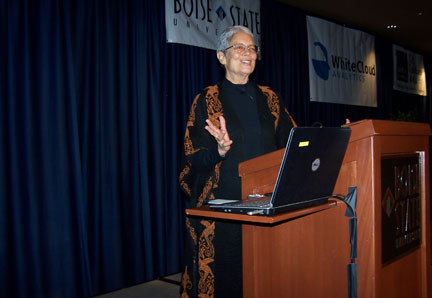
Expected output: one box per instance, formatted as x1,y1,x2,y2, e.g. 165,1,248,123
93,273,181,298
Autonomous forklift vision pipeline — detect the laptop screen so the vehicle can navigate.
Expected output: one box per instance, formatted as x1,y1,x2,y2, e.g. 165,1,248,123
270,126,351,208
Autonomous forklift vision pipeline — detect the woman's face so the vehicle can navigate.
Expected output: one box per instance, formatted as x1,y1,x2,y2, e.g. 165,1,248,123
217,31,257,84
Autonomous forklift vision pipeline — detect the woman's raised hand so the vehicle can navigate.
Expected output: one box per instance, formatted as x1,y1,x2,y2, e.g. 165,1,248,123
205,116,233,157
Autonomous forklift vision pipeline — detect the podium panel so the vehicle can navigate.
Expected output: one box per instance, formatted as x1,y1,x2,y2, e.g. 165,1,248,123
242,203,349,297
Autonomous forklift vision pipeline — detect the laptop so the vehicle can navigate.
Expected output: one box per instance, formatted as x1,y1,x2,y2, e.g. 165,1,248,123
209,126,351,215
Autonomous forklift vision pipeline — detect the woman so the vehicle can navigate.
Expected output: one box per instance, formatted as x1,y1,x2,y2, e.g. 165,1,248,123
179,26,296,298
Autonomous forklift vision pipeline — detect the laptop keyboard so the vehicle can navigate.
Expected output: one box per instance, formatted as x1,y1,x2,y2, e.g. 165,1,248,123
228,198,271,208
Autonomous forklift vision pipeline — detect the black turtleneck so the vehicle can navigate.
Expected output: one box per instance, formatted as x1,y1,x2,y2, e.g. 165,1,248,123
221,78,262,160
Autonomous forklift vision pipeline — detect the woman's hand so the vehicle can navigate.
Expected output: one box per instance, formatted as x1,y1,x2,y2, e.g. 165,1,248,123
205,116,233,157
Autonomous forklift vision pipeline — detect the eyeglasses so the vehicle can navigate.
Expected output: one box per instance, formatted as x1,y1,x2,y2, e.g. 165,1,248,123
224,44,260,55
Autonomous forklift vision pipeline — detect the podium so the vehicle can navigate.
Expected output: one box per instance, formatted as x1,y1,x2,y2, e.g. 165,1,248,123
186,119,431,298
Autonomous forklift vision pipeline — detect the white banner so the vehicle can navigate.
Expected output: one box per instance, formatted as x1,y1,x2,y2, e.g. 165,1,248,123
165,0,261,50
393,45,427,96
307,16,377,107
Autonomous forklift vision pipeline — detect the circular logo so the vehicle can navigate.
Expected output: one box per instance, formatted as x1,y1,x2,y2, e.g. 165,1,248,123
312,42,330,80
312,158,320,171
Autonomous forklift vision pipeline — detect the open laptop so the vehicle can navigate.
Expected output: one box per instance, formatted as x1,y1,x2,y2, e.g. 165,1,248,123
209,126,351,215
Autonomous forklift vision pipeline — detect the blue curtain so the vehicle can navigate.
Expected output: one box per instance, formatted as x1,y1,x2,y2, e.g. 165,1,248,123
2,1,431,298
4,0,219,297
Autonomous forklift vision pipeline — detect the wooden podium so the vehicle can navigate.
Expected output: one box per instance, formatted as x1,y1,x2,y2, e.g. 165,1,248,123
186,119,431,298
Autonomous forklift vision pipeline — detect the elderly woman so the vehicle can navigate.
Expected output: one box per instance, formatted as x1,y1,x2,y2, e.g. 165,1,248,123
179,26,296,297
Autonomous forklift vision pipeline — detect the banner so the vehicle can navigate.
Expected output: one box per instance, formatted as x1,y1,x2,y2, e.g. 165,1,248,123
393,45,427,96
165,0,260,50
307,16,377,107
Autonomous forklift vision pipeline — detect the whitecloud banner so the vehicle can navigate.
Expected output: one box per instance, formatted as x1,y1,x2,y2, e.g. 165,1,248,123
307,16,377,107
393,45,427,96
165,0,261,50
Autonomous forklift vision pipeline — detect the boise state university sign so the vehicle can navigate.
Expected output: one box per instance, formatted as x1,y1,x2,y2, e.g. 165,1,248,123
165,0,260,50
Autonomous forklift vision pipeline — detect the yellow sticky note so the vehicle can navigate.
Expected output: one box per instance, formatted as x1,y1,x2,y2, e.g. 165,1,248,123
299,141,309,147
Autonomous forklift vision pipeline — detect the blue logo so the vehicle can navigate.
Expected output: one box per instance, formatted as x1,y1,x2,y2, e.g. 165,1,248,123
216,7,226,20
312,42,330,80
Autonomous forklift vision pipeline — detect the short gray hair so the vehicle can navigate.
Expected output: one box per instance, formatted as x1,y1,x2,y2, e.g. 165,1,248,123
216,26,255,53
